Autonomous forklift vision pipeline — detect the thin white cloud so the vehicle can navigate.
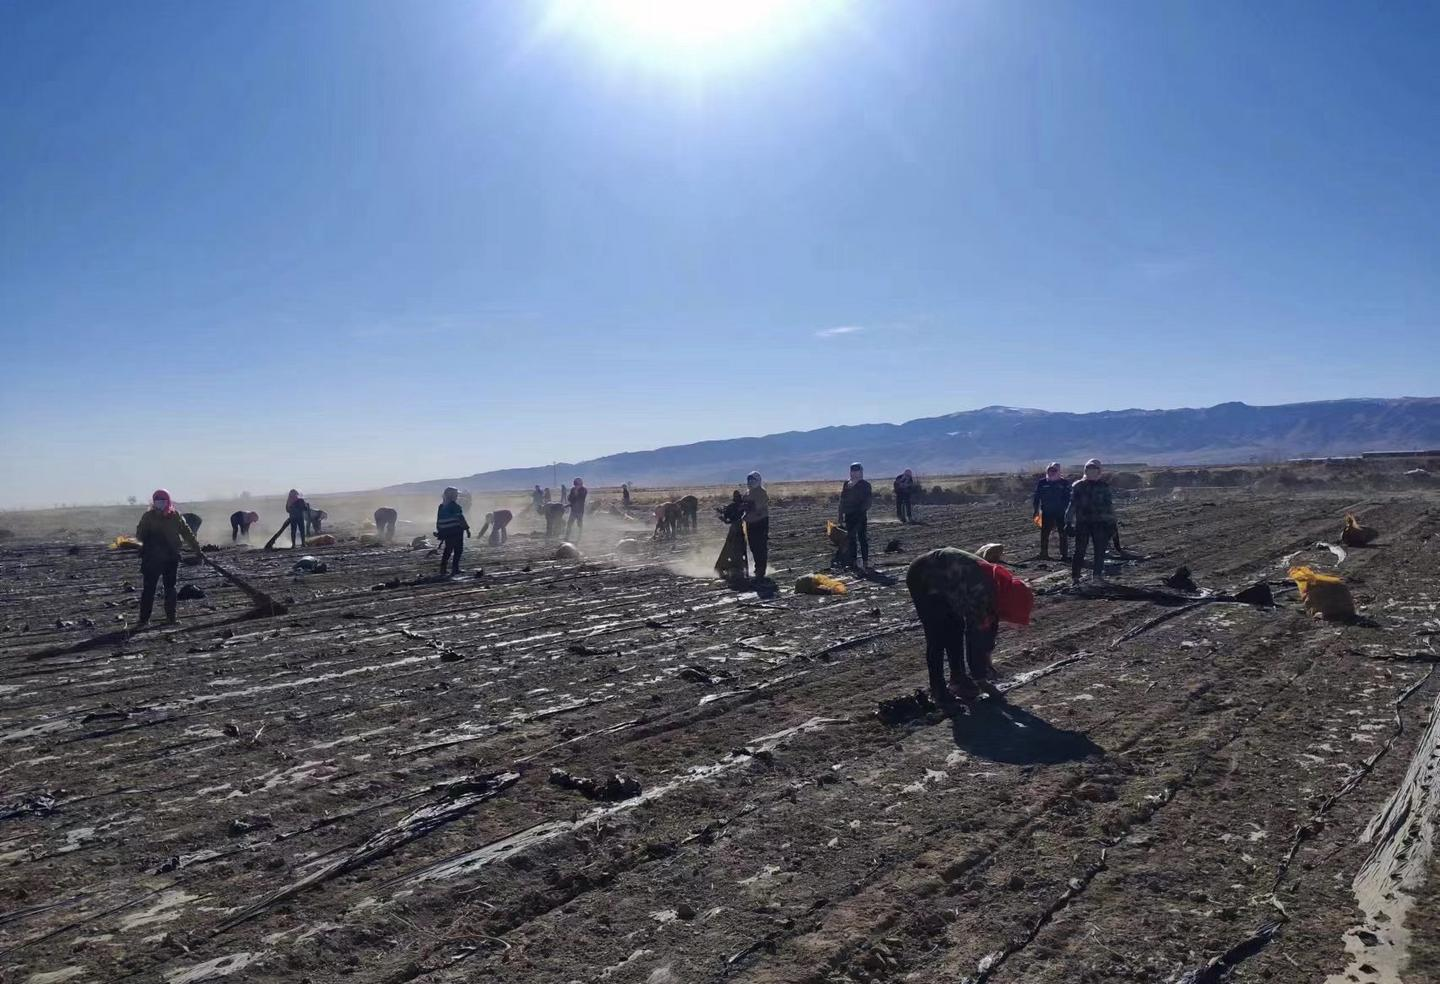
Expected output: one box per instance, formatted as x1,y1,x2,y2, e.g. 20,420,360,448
815,325,866,339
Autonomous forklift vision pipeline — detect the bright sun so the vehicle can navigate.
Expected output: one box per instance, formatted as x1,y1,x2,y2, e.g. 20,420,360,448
546,0,842,65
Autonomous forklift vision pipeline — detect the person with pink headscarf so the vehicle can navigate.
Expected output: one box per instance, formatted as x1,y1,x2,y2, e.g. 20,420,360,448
134,489,202,628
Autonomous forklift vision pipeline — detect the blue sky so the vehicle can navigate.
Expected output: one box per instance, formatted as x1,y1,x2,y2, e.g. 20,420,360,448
2,0,1437,507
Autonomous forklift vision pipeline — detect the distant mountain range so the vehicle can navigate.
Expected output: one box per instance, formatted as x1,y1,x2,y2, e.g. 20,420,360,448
385,398,1440,494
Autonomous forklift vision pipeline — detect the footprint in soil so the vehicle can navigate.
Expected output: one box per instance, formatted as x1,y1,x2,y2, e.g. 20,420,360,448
950,699,1105,765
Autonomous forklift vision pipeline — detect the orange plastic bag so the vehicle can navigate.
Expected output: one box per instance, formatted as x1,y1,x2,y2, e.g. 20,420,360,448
1289,566,1356,620
795,573,848,595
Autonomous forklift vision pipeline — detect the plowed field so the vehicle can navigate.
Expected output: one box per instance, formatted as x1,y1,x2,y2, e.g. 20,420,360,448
3,490,1438,984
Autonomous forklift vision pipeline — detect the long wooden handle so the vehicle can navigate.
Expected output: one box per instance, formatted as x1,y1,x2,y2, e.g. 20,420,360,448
202,554,288,615
262,518,293,551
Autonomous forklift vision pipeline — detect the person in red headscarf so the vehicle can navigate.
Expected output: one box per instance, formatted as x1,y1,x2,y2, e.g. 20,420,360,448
134,489,202,628
906,546,1034,709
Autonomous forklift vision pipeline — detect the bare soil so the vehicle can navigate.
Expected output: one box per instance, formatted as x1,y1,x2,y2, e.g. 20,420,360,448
2,490,1439,984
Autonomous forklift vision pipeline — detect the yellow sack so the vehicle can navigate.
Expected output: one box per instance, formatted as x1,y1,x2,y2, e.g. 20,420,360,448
109,535,142,551
795,573,848,596
1340,514,1378,547
358,533,382,546
1289,565,1356,620
307,534,337,547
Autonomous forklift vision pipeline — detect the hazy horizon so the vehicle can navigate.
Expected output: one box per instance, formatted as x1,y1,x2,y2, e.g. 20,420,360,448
3,394,1436,511
4,0,1438,509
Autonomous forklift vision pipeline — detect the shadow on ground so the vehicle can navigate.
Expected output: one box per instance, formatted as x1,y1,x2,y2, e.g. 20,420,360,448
951,697,1104,765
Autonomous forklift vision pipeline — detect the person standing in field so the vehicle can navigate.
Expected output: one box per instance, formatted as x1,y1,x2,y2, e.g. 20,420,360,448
741,471,770,580
621,483,632,509
285,490,308,548
1066,458,1116,585
566,478,588,539
907,546,1033,708
839,462,873,571
532,485,544,513
1032,462,1072,560
893,469,917,524
435,486,470,577
134,489,203,629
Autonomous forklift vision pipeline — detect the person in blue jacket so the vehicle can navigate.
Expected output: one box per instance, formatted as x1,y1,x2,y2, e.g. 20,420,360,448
1032,462,1071,560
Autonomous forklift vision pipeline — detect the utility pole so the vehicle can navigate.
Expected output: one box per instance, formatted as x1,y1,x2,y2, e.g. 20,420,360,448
552,461,558,490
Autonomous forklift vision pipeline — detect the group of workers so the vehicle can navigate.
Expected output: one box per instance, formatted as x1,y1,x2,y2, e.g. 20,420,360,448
127,459,1129,712
1031,459,1119,585
529,480,590,541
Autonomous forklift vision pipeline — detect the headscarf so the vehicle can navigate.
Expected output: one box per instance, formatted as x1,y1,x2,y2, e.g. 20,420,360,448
983,560,1035,626
573,477,583,487
442,487,459,503
850,462,864,474
246,511,260,523
747,471,762,486
1046,462,1062,479
286,489,301,510
904,469,913,479
1084,458,1102,475
151,489,176,515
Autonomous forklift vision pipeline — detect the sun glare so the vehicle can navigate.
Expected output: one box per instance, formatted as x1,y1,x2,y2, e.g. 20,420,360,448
546,0,842,66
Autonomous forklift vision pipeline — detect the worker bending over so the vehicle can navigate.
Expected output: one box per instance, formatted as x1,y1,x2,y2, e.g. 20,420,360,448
907,546,1033,708
479,509,513,546
230,510,259,541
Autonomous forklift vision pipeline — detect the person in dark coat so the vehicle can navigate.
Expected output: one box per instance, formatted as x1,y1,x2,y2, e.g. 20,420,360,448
1032,463,1072,560
543,501,567,539
740,471,770,580
373,507,398,541
435,487,470,576
230,510,260,542
566,478,588,540
135,490,203,628
479,509,513,546
838,463,873,571
285,490,308,548
1066,459,1116,585
893,469,916,524
306,508,328,535
907,547,1033,708
714,491,750,582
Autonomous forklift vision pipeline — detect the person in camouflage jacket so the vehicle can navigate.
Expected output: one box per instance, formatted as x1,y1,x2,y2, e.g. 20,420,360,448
1065,458,1116,584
